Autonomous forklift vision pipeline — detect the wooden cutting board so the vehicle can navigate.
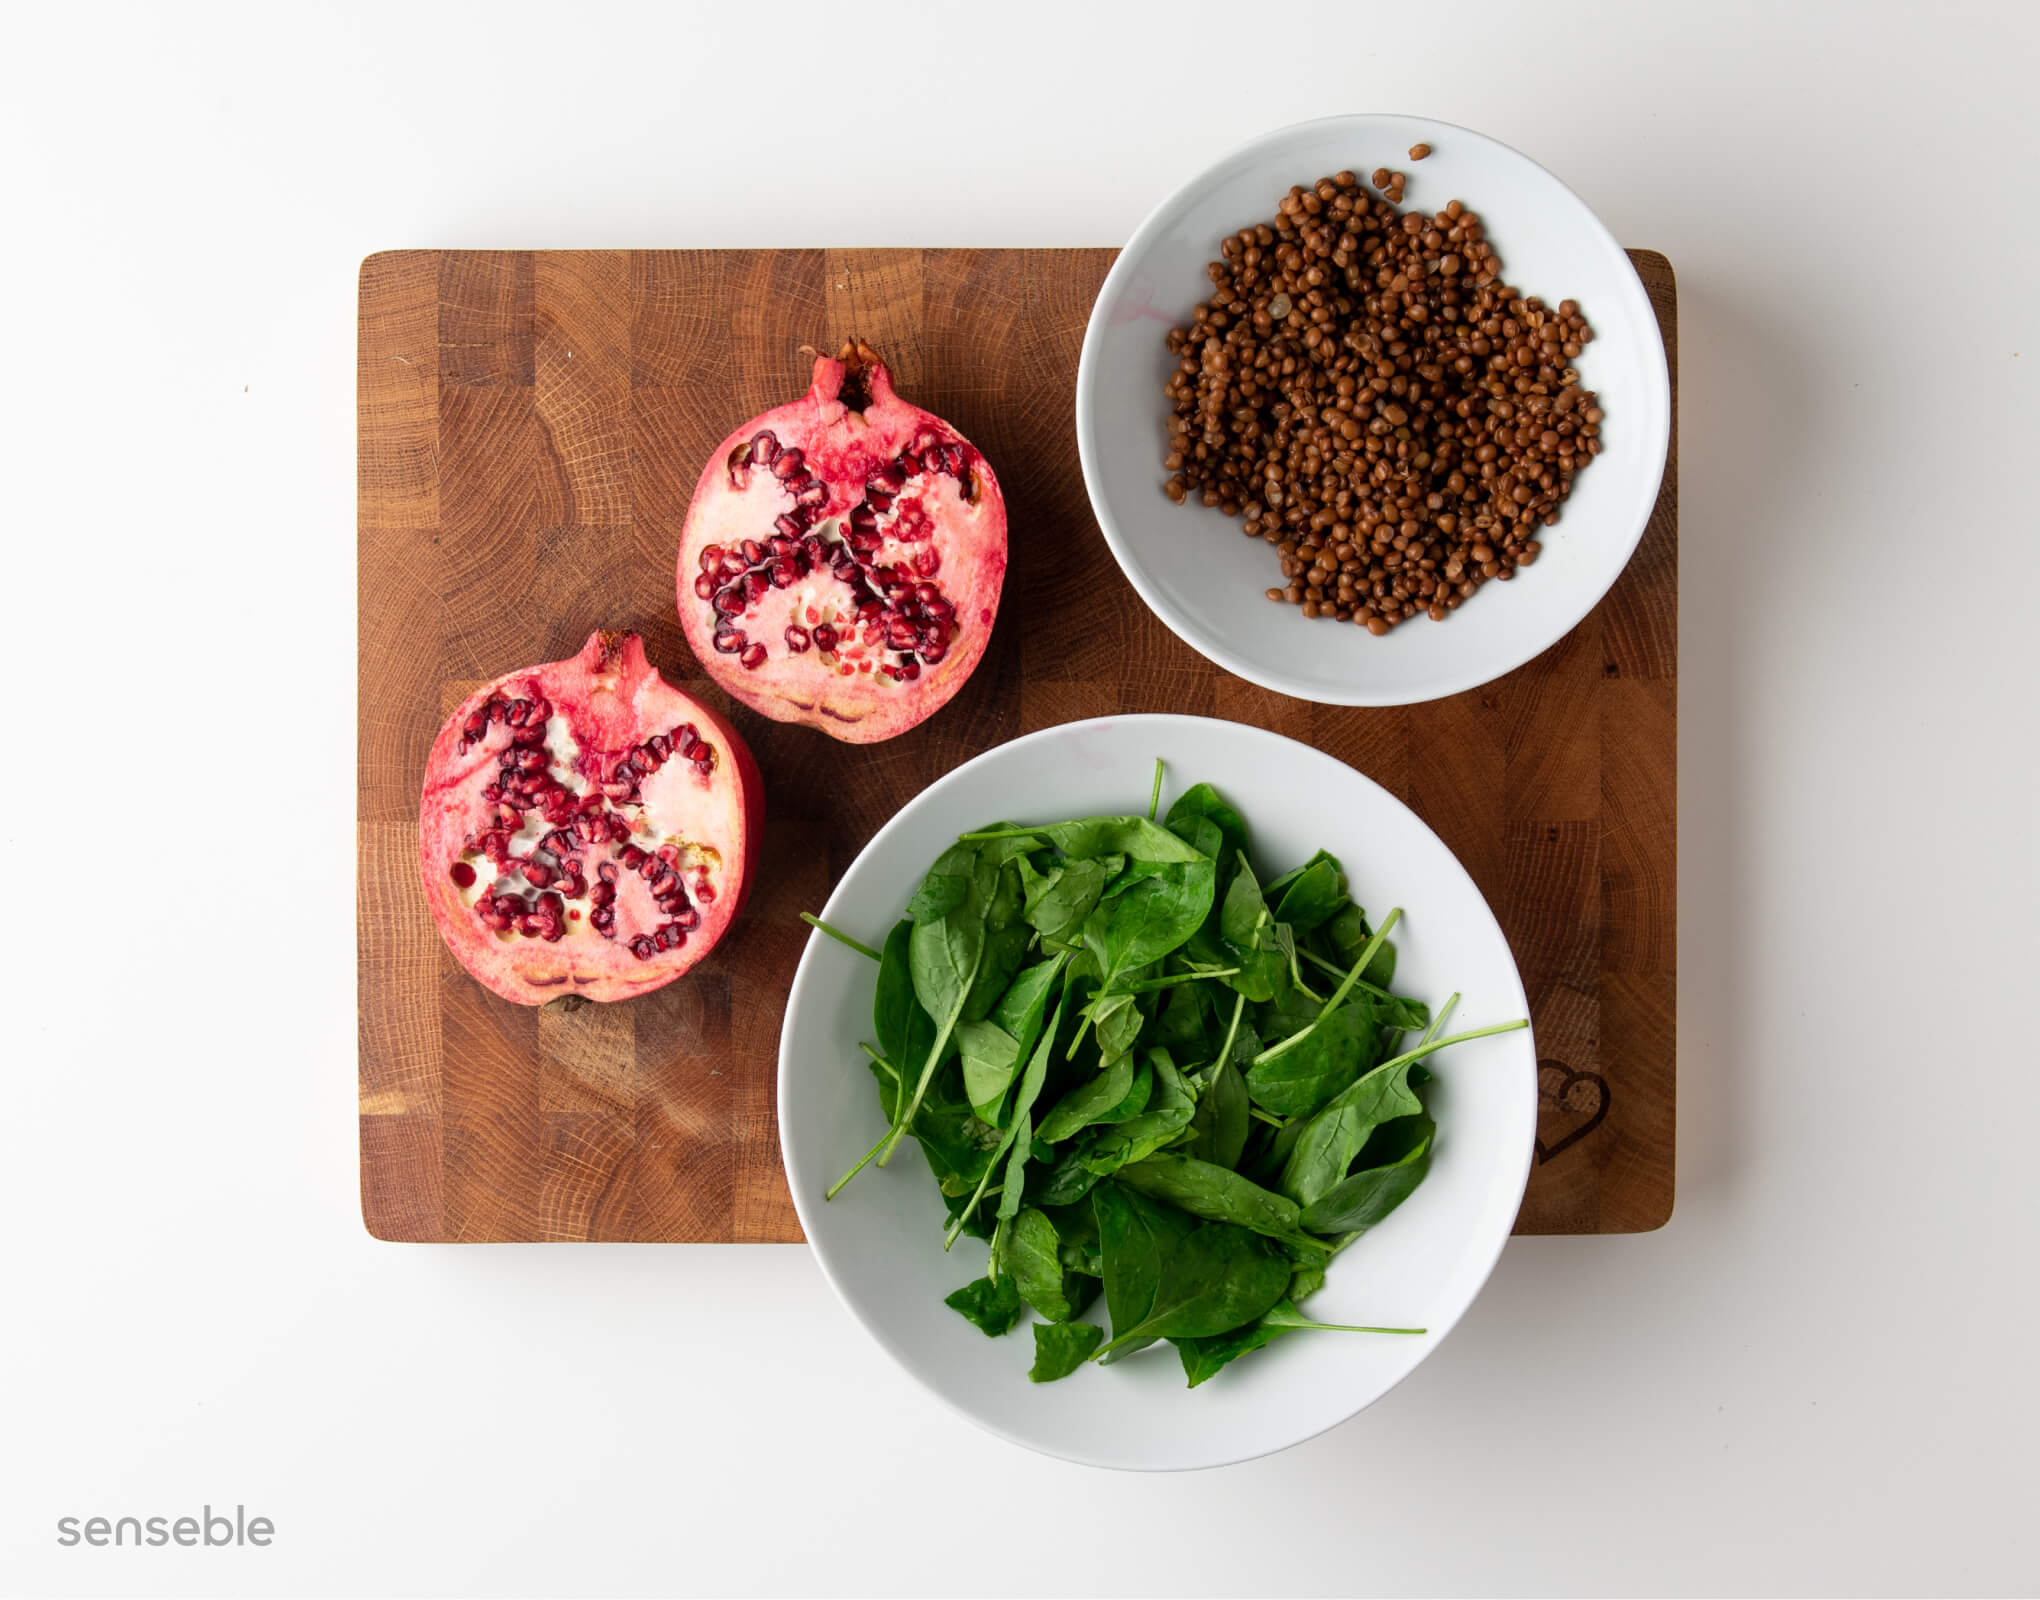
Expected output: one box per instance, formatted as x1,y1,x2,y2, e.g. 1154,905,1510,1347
358,247,1676,1241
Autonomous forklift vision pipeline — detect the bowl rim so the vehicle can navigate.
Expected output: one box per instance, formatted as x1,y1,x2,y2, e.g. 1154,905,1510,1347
1075,112,1671,708
777,712,1537,1470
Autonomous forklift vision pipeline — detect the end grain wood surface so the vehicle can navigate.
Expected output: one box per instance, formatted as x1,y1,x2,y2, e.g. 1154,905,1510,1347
358,247,1677,1241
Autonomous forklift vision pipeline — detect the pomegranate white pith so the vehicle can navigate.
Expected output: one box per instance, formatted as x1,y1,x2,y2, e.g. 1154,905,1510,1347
676,342,1007,742
418,631,763,1006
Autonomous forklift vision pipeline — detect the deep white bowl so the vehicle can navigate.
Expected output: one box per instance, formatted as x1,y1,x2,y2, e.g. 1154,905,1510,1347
1076,114,1670,707
778,715,1536,1470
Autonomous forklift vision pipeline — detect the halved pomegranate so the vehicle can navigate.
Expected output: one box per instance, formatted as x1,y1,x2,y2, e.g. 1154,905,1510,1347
418,630,763,1006
677,341,1007,742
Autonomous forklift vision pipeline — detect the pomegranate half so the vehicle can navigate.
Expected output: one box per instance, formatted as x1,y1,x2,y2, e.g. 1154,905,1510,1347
676,341,1007,742
418,630,763,1006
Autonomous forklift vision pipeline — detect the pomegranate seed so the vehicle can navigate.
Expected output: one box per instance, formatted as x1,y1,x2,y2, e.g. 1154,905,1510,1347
695,878,717,904
712,626,745,654
896,450,921,476
767,535,796,558
897,658,920,680
912,547,941,577
742,571,769,605
784,624,812,653
713,586,744,616
772,448,805,480
865,488,893,513
673,907,701,931
769,556,800,588
850,504,877,536
591,908,615,937
800,533,826,561
629,936,655,961
620,845,647,869
646,734,671,761
701,546,726,573
656,842,681,864
811,622,838,652
739,643,767,670
449,861,477,888
921,639,949,665
748,432,779,466
796,480,828,508
871,464,905,494
672,724,697,755
694,749,716,775
694,572,720,600
773,512,804,539
720,552,749,580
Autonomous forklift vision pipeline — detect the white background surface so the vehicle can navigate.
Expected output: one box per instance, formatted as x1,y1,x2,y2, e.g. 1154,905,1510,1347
1,1,2034,1595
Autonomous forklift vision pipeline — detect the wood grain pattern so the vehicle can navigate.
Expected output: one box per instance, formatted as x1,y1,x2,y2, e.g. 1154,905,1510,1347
359,247,1677,1240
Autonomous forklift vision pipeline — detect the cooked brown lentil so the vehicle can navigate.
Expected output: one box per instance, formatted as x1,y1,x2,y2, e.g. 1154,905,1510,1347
1160,166,1601,632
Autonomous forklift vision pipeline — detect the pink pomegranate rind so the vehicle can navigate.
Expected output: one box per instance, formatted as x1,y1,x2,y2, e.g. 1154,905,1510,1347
676,342,1007,742
418,631,764,1006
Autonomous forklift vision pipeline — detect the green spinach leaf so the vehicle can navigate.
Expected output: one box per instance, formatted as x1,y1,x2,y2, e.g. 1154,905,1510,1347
1217,854,1284,1003
1165,783,1250,873
1245,995,1381,1118
956,1019,1022,1126
1035,1054,1136,1145
1029,1320,1104,1381
1094,1209,1291,1359
1172,1296,1424,1385
1271,853,1346,932
1091,1179,1198,1364
1300,1114,1435,1235
1005,1206,1080,1322
987,815,1208,864
1279,1058,1425,1208
1185,1058,1251,1169
1116,1154,1324,1256
944,1273,1023,1338
1081,1050,1196,1175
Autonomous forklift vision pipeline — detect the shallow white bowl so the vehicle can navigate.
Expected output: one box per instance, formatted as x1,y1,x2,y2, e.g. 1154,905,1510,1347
778,715,1536,1470
1076,114,1670,707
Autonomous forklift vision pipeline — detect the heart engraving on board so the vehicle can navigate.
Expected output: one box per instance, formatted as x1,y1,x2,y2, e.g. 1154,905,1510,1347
1534,1058,1609,1164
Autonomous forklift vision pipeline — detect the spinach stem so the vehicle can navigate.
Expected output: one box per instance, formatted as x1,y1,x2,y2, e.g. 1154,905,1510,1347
1295,948,1407,1005
825,1129,891,1201
1251,907,1402,1067
958,827,1044,843
1422,993,1459,1045
1290,1321,1426,1335
859,1042,901,1083
876,943,986,1169
1249,1106,1286,1129
1102,966,1240,997
1214,989,1247,1071
800,912,882,961
1147,758,1165,822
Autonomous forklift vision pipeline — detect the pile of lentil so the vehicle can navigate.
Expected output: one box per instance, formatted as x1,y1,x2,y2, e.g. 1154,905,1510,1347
1161,164,1604,632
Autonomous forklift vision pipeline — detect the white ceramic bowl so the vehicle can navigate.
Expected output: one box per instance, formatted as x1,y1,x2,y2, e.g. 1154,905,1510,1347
778,715,1536,1470
1076,114,1670,707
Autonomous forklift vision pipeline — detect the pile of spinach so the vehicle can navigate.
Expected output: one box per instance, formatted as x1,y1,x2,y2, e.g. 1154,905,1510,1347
807,765,1527,1388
